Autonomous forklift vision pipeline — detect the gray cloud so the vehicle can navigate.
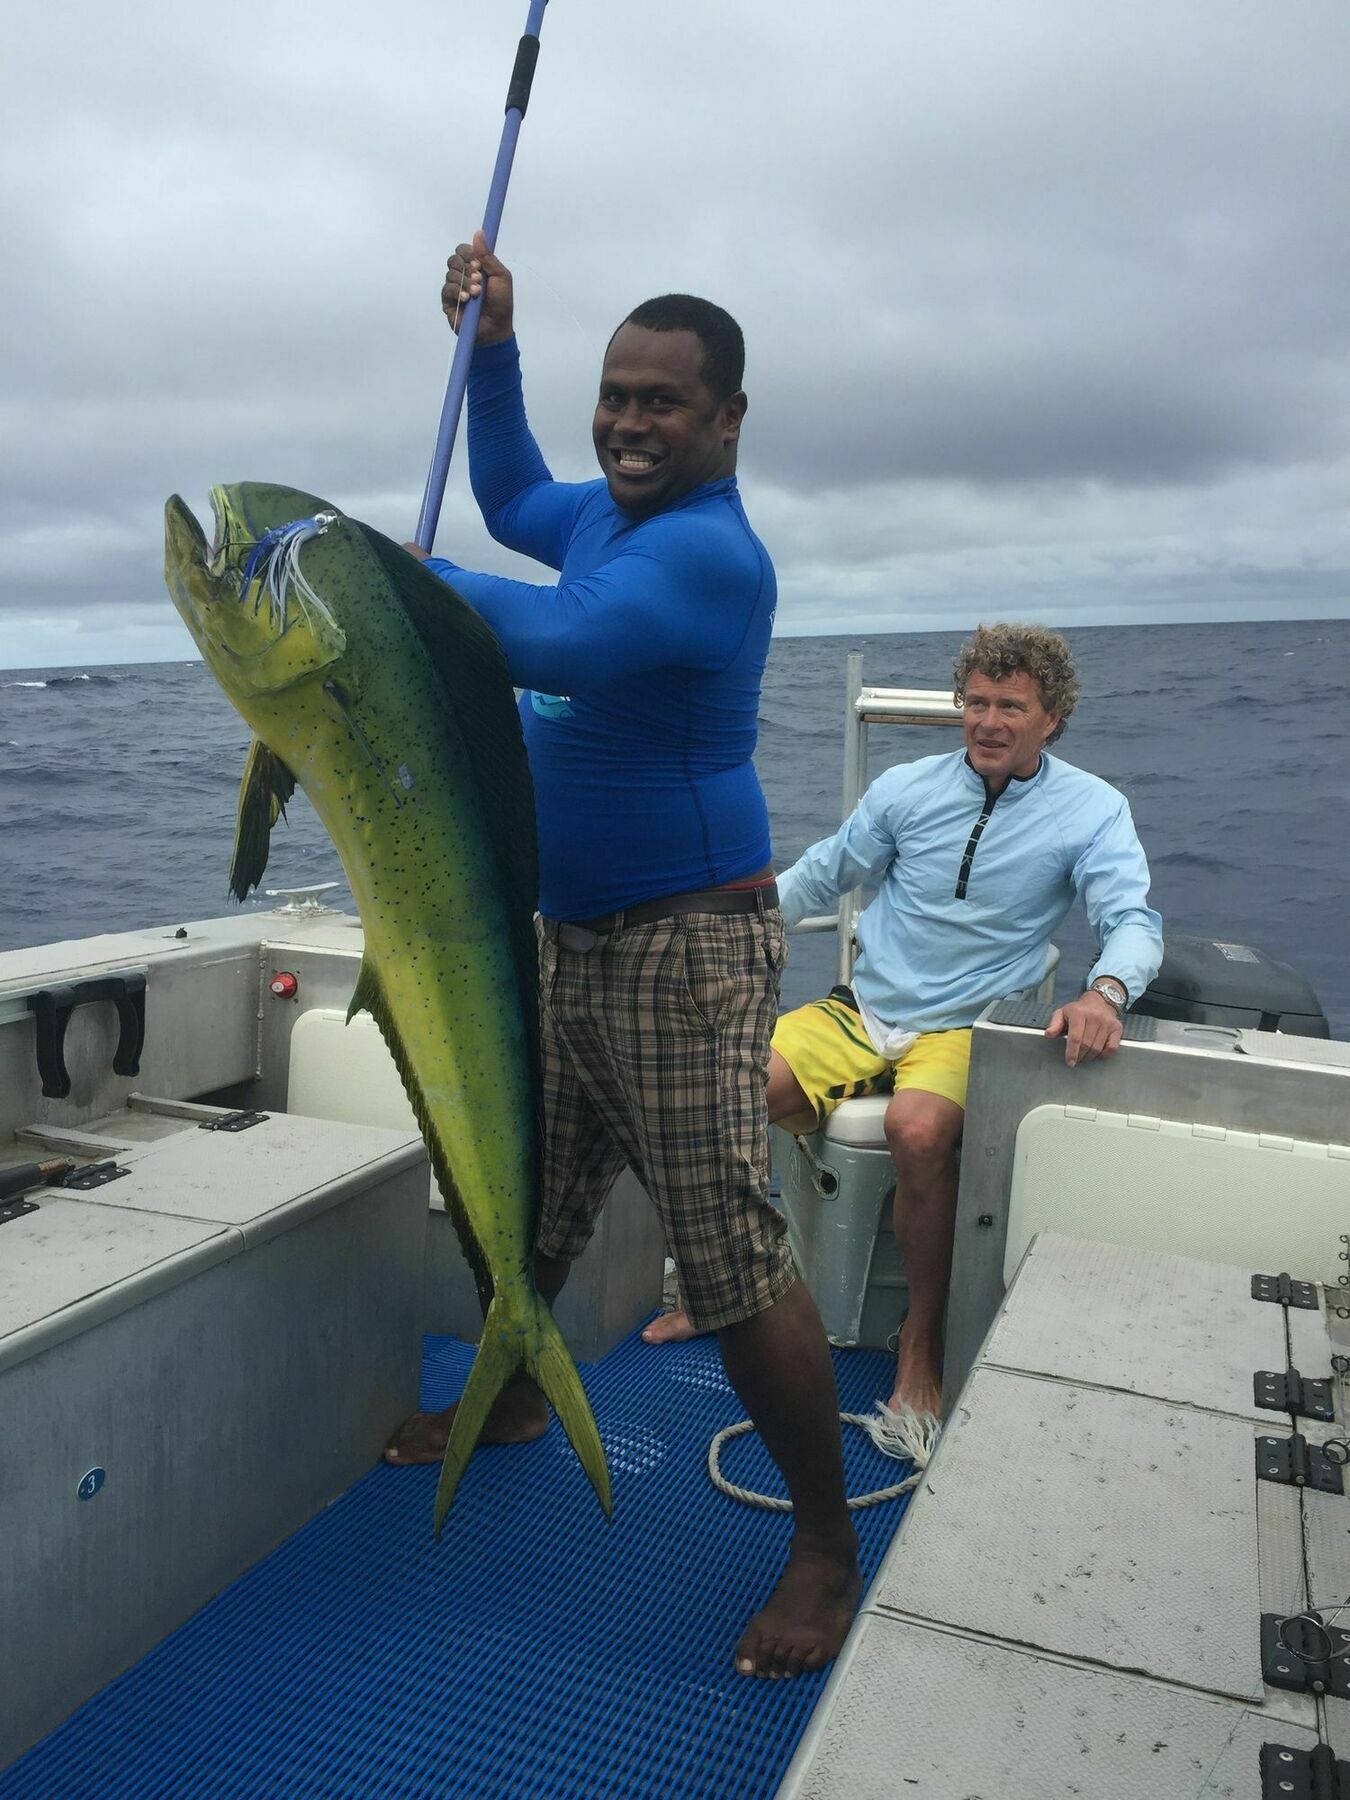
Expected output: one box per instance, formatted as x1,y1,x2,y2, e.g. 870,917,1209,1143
4,0,1349,665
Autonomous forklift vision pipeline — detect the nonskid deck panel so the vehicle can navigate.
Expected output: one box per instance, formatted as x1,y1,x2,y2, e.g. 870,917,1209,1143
3,1328,910,1799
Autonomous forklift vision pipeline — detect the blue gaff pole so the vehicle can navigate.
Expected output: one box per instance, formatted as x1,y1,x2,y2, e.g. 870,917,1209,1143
414,0,549,551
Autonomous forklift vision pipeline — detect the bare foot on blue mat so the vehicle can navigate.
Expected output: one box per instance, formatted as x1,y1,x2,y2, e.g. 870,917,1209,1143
889,1319,943,1419
383,1371,548,1464
640,1309,702,1345
734,1529,861,1679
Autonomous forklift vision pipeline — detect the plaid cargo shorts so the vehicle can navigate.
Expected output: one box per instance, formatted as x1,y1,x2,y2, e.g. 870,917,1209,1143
534,906,797,1332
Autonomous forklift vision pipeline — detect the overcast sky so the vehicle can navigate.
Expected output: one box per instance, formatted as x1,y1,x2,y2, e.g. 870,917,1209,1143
4,0,1349,668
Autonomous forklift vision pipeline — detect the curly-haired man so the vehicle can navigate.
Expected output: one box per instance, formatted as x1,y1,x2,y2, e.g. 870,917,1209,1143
645,625,1163,1420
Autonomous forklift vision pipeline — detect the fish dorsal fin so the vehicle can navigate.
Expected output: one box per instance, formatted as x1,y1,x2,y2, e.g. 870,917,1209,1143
356,525,543,1108
229,738,298,901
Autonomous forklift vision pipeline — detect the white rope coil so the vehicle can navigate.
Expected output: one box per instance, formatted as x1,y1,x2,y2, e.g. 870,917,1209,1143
708,1403,940,1511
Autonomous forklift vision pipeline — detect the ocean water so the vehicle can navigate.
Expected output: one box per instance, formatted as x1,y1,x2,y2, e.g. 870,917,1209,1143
1,617,1347,1034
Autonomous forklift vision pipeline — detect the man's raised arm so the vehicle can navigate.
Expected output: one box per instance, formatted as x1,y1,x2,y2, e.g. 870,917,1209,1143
411,232,584,571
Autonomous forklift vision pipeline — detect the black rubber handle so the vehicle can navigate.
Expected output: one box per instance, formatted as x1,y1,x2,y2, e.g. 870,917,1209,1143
26,974,147,1099
506,34,540,115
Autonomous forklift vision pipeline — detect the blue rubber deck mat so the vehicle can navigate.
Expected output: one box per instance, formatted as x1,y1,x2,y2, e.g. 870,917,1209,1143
3,1326,912,1800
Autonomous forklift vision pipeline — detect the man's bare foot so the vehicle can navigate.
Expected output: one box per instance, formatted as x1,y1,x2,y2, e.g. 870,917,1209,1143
733,1530,861,1679
383,1371,548,1464
640,1309,702,1345
888,1321,943,1419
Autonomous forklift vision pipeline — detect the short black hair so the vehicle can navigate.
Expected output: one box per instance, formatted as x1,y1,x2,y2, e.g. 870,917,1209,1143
618,294,746,399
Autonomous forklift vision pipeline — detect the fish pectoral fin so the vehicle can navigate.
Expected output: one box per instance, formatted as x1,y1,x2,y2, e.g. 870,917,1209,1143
228,738,298,901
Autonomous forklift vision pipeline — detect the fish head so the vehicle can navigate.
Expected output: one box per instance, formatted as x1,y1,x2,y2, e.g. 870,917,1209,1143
165,483,348,701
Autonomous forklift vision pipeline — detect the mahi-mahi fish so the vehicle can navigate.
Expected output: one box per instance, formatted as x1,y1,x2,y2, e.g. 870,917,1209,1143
164,481,611,1529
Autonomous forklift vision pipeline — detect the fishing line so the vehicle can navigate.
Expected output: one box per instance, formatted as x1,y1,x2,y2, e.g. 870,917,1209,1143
515,247,593,353
445,257,474,338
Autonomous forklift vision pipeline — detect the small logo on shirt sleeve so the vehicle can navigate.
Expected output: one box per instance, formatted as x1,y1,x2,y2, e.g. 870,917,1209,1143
530,692,575,720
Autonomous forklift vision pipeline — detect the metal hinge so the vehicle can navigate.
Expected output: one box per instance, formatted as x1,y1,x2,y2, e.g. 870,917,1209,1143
1255,1368,1336,1422
1252,1271,1320,1308
58,1160,129,1191
1261,1613,1350,1699
198,1110,270,1134
1256,1432,1347,1495
0,1197,40,1226
1260,1742,1350,1798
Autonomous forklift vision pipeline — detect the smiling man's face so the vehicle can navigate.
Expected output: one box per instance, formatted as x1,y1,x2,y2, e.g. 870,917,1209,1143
592,324,745,519
961,668,1062,785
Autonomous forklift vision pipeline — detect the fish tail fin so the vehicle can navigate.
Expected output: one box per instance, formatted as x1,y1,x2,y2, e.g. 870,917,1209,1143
526,1304,613,1522
432,1291,612,1535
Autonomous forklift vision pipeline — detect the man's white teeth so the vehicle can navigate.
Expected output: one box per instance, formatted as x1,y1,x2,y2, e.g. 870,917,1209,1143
617,451,657,471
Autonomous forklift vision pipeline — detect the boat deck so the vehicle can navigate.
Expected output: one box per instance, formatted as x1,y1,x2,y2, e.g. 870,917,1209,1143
2,1328,911,1799
779,1232,1350,1797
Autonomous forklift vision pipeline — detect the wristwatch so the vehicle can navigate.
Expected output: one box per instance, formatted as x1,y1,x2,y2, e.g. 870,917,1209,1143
1090,977,1128,1011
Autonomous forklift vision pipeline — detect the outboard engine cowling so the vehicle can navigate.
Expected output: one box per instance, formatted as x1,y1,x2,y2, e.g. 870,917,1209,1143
1133,932,1330,1037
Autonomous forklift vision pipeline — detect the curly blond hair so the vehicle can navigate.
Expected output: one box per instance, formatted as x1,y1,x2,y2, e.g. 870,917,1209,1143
952,624,1079,743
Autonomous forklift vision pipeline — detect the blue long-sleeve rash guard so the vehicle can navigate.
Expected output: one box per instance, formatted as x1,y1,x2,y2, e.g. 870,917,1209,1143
425,337,776,921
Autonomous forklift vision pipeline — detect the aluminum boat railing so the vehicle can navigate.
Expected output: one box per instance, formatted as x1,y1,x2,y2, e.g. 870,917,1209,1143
789,652,964,985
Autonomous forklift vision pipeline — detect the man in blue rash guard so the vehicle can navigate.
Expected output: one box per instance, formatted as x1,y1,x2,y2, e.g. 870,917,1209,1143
385,233,861,1681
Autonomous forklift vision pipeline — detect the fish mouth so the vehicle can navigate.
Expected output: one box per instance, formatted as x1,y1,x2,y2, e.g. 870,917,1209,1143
164,494,212,634
165,490,239,594
165,493,208,566
167,485,305,592
163,484,347,694
164,490,243,625
205,484,260,584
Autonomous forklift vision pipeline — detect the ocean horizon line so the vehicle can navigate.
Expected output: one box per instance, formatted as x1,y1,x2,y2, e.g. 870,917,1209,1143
4,606,1349,678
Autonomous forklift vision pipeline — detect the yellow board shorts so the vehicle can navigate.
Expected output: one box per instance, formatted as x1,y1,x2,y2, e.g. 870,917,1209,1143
771,988,972,1133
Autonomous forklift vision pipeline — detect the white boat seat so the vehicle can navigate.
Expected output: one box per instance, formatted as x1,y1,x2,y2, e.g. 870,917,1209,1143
821,1093,892,1148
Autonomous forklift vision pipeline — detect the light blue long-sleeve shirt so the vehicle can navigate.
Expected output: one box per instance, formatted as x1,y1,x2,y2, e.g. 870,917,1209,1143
777,749,1163,1035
